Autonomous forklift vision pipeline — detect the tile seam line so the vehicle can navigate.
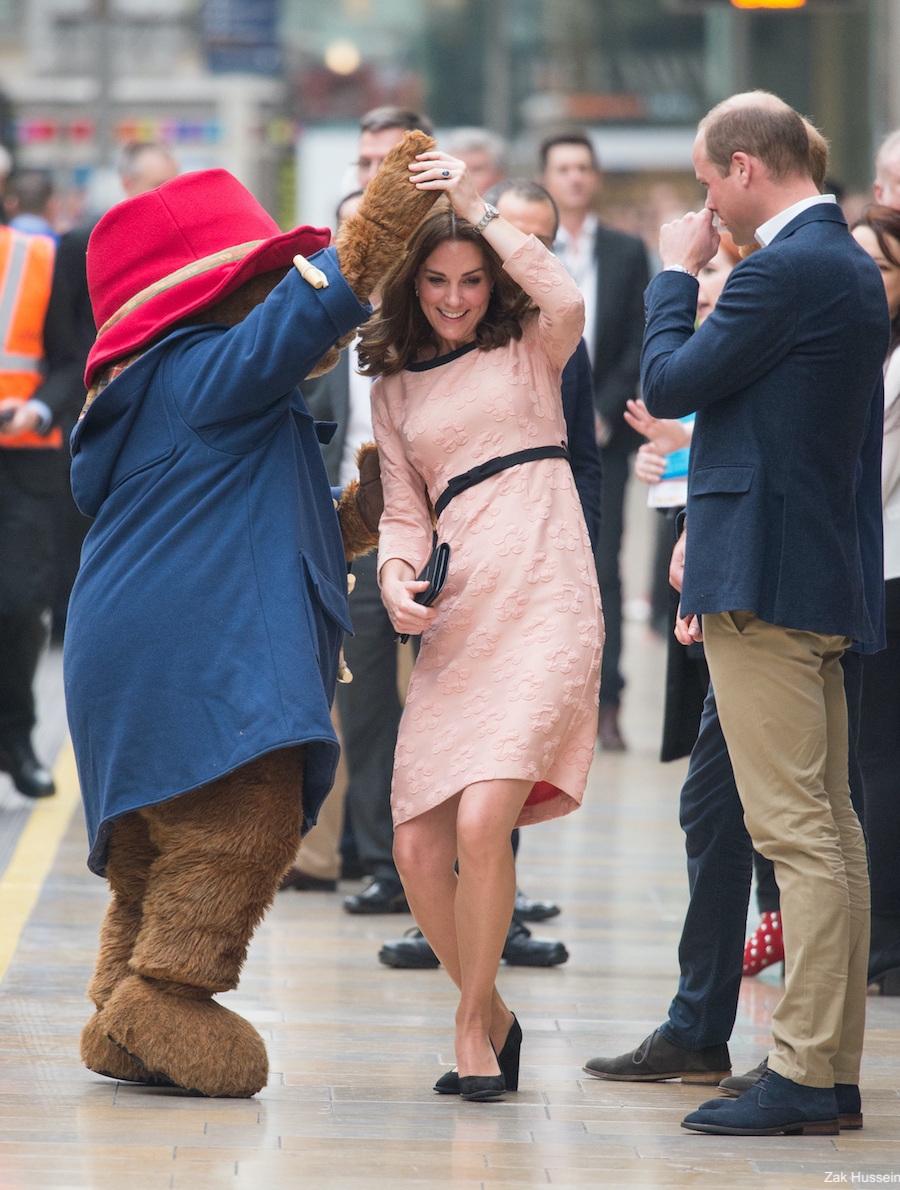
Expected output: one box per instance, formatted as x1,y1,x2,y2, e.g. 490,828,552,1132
0,737,79,984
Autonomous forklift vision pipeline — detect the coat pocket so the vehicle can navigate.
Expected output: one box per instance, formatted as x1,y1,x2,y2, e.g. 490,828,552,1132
298,549,353,676
691,465,755,496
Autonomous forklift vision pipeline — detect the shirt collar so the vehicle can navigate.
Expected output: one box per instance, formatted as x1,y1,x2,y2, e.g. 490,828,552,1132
755,194,837,248
555,211,598,250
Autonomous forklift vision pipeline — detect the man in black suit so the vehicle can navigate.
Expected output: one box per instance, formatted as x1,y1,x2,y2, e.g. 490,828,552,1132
542,133,650,751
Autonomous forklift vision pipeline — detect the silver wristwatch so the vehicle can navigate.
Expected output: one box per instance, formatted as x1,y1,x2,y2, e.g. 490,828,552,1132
472,203,499,234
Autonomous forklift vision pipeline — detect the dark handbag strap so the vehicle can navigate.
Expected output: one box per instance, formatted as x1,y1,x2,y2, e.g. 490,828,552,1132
433,444,570,519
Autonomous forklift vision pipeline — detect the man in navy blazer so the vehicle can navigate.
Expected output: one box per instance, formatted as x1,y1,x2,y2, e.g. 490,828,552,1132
640,93,889,1137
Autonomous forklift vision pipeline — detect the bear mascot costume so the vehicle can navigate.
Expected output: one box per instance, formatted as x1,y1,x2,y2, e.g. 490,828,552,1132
64,132,438,1097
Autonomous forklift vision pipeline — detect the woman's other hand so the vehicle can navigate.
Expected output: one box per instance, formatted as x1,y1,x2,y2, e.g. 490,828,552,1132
380,558,439,638
624,398,692,456
408,152,485,226
634,443,667,486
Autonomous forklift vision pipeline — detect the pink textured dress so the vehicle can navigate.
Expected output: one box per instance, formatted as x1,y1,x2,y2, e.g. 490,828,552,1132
372,235,603,828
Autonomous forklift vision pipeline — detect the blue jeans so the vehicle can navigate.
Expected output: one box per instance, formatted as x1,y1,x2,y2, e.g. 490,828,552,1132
658,653,864,1051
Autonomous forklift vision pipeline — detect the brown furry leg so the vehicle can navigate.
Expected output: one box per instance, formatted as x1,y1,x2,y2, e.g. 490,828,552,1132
82,812,162,1084
102,748,305,1098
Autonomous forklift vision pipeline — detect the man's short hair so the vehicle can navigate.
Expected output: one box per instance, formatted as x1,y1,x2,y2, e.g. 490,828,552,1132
804,120,829,192
335,188,364,224
6,168,54,215
359,105,434,138
484,178,559,240
445,127,508,169
539,132,599,173
699,93,812,180
118,141,175,184
875,130,900,180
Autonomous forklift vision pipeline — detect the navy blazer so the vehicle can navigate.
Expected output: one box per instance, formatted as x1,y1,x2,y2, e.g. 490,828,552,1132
641,204,889,647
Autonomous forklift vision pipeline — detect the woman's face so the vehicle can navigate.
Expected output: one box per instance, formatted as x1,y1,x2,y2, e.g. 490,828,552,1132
696,247,735,324
853,225,900,320
416,239,492,355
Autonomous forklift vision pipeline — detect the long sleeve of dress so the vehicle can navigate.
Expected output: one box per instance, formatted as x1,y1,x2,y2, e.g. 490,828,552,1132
501,235,585,374
371,377,435,580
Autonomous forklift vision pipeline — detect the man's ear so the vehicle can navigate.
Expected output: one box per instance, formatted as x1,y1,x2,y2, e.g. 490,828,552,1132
731,152,753,187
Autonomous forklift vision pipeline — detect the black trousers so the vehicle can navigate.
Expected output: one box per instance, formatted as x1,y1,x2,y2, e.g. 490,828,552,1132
336,552,402,881
0,457,56,747
595,443,632,708
858,578,900,917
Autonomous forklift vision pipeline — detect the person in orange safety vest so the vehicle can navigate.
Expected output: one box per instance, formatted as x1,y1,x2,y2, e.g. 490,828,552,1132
0,221,60,799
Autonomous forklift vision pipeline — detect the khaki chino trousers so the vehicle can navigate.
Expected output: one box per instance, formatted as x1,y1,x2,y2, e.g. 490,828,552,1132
702,611,870,1088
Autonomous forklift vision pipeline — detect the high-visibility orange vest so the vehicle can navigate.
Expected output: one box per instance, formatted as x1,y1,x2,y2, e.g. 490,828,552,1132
0,226,59,449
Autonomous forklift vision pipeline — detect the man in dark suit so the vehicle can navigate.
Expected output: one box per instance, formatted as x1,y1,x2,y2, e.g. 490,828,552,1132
639,92,888,1136
542,134,649,750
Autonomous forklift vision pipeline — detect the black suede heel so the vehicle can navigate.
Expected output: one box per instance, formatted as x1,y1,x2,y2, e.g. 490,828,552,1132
434,1015,522,1095
459,1072,505,1102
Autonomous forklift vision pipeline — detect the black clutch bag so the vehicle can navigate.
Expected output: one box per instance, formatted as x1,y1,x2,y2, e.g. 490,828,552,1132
399,540,451,643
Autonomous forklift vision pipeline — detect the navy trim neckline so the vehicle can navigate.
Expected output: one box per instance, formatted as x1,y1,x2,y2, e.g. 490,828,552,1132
407,341,479,372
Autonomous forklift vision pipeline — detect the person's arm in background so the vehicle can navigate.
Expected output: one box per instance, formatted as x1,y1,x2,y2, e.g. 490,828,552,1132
561,339,602,549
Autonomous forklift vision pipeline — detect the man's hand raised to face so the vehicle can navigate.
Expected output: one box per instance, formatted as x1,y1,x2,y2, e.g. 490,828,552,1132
659,208,720,277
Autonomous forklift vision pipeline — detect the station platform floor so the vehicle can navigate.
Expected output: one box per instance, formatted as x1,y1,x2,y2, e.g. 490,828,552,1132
0,627,898,1189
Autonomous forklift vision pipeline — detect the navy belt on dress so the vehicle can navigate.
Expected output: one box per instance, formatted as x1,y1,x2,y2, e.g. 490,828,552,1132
433,444,570,519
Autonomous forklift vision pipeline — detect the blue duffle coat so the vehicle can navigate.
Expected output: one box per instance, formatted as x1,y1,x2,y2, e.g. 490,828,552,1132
64,249,369,874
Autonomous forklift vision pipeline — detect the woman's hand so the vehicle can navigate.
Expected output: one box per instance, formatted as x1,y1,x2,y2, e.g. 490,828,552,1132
624,398,692,456
634,443,667,486
408,152,485,226
380,559,439,638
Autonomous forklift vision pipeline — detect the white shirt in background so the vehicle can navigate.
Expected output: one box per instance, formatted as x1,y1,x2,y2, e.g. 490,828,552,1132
554,213,599,365
339,337,375,487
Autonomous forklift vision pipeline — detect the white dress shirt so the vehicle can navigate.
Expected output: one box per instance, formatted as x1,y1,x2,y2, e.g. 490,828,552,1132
554,213,599,365
755,194,837,248
339,337,375,487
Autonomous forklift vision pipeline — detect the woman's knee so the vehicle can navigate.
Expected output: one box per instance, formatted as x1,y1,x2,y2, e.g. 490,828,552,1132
393,821,453,882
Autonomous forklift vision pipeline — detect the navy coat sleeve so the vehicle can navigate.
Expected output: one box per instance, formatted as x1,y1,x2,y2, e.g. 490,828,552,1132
173,248,369,443
561,338,602,549
641,255,799,419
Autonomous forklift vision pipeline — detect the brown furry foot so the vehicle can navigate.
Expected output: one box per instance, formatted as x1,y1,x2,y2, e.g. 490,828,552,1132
81,1011,171,1085
102,974,269,1098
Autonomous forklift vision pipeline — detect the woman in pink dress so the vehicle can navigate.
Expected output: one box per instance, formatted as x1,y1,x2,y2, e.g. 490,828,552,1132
359,151,602,1101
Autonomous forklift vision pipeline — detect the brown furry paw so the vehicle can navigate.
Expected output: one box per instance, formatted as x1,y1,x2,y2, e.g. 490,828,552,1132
337,480,378,562
102,974,269,1098
337,442,382,562
81,1011,170,1086
335,130,440,304
306,331,355,381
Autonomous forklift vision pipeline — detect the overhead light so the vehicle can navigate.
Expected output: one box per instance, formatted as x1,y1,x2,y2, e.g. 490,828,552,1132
324,40,361,75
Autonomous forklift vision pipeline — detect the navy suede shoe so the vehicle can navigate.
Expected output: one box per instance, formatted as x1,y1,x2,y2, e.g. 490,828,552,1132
682,1069,840,1136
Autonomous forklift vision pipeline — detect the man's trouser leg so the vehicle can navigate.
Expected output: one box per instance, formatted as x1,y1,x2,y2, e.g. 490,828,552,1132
660,684,752,1050
290,707,346,882
703,612,870,1087
595,445,629,708
336,552,403,881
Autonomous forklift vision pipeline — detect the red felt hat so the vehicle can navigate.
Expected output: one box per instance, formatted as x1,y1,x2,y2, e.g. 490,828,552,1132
85,169,331,388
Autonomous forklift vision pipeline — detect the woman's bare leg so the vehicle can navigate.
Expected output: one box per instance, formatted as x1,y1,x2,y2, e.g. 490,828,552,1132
393,785,525,1065
454,778,532,1077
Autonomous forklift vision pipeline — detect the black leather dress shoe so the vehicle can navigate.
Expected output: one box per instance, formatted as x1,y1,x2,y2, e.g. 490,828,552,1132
0,741,55,799
379,917,568,969
343,876,409,915
502,915,568,966
379,927,439,968
583,1028,731,1084
514,889,561,922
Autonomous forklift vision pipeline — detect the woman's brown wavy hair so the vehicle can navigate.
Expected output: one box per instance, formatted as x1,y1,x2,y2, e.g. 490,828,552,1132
357,204,535,377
